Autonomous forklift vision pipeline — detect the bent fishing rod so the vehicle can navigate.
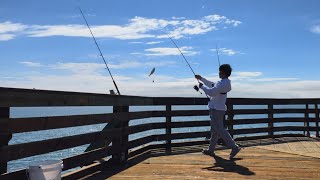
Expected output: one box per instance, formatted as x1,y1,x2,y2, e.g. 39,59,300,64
166,35,209,97
79,7,121,95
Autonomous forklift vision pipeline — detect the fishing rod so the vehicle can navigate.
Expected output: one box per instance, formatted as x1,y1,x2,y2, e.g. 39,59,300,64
166,35,208,96
78,7,121,95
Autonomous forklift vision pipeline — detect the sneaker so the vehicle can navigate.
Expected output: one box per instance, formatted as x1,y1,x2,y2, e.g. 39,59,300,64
202,149,215,157
229,146,241,159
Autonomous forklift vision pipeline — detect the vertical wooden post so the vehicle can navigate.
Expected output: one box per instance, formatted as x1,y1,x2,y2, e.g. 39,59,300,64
165,105,172,153
268,104,274,137
112,106,129,165
315,104,319,137
0,107,11,174
227,104,234,138
304,104,310,137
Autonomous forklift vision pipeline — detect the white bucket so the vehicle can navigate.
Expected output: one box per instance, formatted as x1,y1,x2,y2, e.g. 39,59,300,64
28,160,63,180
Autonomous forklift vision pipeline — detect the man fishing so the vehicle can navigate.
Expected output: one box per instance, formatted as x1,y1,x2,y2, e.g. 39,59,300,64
195,64,241,159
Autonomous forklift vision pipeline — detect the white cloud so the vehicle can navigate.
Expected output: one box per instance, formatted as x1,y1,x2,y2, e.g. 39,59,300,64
0,21,27,33
129,41,143,44
20,61,43,67
2,14,241,41
22,60,176,72
144,46,199,56
50,62,104,75
249,78,298,82
233,72,262,77
0,34,15,41
146,41,163,45
0,21,27,41
211,48,241,56
310,25,320,34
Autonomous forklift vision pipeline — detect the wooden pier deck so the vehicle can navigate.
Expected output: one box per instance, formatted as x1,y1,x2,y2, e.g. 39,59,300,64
1,87,319,180
79,137,320,180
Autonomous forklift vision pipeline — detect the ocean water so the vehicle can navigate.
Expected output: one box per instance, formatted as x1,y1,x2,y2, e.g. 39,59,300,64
7,104,317,172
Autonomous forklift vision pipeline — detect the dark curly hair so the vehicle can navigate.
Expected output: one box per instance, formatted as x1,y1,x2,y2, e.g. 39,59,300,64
219,64,232,77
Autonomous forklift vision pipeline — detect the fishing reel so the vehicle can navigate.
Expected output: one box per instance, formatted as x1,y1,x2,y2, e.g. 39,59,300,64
193,85,202,94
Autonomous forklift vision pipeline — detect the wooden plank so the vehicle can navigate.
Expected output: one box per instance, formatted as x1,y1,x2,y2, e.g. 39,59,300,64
233,127,270,135
9,114,116,133
171,121,209,128
315,104,319,137
128,136,155,149
0,107,11,174
0,87,155,107
63,146,111,170
0,169,27,180
227,104,234,137
164,131,209,140
0,128,120,161
268,104,274,136
295,136,320,153
235,134,305,142
8,110,209,134
305,104,310,136
88,141,320,180
227,97,320,105
1,87,320,107
124,122,166,135
111,106,129,164
165,105,172,152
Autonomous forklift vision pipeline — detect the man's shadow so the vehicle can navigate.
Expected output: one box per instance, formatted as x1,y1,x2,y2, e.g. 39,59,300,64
202,155,255,176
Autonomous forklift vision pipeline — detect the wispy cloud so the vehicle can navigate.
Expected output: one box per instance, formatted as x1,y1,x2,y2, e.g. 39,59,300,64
0,34,16,41
1,14,241,41
20,61,43,67
144,46,199,56
0,21,27,41
51,62,104,75
21,60,176,72
129,41,144,44
211,48,241,56
310,24,320,34
146,41,163,45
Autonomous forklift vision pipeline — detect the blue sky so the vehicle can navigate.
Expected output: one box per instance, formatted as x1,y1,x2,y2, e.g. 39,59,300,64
1,0,320,97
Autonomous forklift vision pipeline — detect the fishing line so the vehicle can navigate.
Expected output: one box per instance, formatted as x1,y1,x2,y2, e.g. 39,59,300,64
78,7,121,95
166,35,210,97
215,44,221,67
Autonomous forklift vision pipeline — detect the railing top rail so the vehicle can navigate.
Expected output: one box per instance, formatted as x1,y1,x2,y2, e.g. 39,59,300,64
1,87,320,107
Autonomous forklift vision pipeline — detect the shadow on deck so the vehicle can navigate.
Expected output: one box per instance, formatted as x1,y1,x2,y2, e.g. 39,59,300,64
77,136,320,179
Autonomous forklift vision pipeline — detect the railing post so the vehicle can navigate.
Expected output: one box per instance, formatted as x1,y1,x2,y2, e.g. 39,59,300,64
304,104,310,137
227,104,234,138
268,104,274,137
165,105,172,153
0,107,11,174
112,106,129,165
315,104,319,137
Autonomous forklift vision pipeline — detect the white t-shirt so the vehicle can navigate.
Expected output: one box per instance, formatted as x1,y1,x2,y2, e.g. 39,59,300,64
200,77,231,111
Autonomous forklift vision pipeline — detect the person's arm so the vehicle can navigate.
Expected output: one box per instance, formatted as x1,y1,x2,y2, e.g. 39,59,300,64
195,75,214,87
200,77,215,87
200,81,228,97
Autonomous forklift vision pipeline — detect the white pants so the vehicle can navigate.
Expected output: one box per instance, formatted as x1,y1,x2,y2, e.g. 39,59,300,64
208,109,237,151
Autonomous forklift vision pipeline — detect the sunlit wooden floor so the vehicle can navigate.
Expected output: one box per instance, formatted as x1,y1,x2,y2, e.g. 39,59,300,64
79,136,320,179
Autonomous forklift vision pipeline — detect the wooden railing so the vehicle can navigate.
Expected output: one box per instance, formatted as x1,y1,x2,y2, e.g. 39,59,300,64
0,87,319,179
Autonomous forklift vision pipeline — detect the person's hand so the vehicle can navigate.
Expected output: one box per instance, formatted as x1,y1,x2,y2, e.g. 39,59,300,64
199,82,203,88
195,75,202,80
